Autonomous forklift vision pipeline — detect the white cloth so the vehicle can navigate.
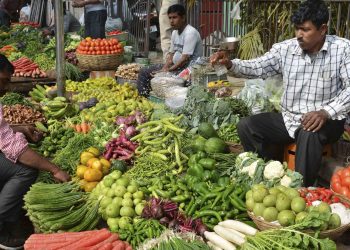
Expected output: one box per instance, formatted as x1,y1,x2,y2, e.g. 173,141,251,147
169,24,203,64
229,35,350,137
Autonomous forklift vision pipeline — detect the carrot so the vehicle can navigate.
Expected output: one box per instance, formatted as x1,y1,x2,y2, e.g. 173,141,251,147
60,229,111,250
90,234,119,250
81,122,89,134
98,242,114,250
75,124,82,133
112,241,126,250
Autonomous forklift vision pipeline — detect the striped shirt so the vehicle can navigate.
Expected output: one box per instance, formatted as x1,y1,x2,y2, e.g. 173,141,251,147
0,105,28,162
229,35,350,137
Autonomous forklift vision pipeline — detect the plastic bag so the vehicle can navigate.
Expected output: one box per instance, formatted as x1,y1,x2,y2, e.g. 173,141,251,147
264,76,283,111
165,86,188,111
230,0,243,20
105,17,123,33
19,5,31,22
237,79,270,114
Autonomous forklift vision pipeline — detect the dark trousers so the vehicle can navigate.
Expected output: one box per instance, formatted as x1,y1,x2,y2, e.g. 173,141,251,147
0,153,38,230
137,64,163,96
0,9,10,28
237,112,345,186
85,10,107,39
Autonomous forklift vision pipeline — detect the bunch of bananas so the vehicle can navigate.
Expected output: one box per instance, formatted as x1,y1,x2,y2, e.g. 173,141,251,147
41,97,79,120
29,85,47,102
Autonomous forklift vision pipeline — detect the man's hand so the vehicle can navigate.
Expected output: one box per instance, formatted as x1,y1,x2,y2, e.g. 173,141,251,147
210,51,233,69
53,169,71,182
23,126,43,143
301,110,329,132
72,0,85,8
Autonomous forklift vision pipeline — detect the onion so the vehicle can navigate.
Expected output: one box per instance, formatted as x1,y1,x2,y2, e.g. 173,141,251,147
159,217,170,225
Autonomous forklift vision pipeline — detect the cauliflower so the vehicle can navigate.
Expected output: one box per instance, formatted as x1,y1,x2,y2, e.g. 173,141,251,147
330,203,350,225
248,160,261,178
235,152,258,168
264,160,284,180
280,175,292,187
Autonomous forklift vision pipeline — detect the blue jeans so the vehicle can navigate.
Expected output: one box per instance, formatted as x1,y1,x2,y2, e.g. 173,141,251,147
0,153,38,229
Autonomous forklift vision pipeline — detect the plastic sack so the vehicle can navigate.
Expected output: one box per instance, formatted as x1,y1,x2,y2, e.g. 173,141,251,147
264,76,283,111
237,79,271,114
19,5,31,22
105,17,123,33
165,86,188,111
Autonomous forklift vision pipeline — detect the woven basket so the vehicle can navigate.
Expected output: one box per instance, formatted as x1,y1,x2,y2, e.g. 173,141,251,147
150,77,185,99
247,193,350,240
76,53,123,71
226,142,244,154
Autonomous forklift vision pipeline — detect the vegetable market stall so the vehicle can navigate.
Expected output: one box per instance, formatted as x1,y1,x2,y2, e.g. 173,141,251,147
1,21,350,250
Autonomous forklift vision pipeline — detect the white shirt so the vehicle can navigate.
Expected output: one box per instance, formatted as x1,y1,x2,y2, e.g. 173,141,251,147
229,35,350,137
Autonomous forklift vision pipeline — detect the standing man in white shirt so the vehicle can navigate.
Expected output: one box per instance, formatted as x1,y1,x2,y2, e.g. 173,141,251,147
211,0,350,186
159,0,179,61
72,0,107,38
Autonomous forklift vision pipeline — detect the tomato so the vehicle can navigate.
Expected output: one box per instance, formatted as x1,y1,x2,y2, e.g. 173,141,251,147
339,186,350,197
342,168,350,177
106,50,111,55
86,37,92,41
332,182,342,193
342,176,350,187
101,51,106,55
331,174,341,184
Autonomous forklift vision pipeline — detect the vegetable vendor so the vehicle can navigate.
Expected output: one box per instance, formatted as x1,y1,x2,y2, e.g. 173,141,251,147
72,0,107,39
210,0,349,187
0,54,70,249
136,4,203,97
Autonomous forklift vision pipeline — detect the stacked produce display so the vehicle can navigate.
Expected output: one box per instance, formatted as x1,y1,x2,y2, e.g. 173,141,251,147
1,23,349,250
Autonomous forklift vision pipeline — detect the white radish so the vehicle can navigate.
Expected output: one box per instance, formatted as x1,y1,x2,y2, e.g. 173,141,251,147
204,231,236,250
226,228,246,239
214,225,246,246
207,240,224,250
219,220,258,236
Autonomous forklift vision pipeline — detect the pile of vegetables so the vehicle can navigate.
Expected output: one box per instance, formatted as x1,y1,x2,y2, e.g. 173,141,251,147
3,104,45,124
246,184,343,231
41,97,79,120
142,197,207,236
90,171,147,232
203,219,336,250
12,57,47,78
232,152,303,188
181,85,250,129
76,38,124,55
117,218,166,248
131,115,187,174
53,133,97,175
0,92,33,107
24,182,100,233
75,147,112,192
218,123,240,144
34,120,75,158
29,85,48,103
115,63,140,80
139,230,210,250
24,229,132,250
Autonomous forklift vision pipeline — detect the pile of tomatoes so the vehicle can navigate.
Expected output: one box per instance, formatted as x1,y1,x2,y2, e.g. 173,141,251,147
76,37,124,55
107,30,124,36
331,167,350,199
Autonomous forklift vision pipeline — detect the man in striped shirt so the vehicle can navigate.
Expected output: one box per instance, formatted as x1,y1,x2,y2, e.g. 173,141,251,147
211,0,349,186
0,55,71,249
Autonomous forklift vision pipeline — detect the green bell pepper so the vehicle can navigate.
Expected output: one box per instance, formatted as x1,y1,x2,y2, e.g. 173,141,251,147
198,158,217,170
187,163,204,179
218,176,230,187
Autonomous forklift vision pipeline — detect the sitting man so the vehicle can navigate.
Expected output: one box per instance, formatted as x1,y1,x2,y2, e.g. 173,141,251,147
211,0,349,186
137,4,203,97
0,54,70,249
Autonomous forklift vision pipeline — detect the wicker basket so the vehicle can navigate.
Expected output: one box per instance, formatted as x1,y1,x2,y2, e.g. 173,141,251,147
226,142,244,154
76,53,123,71
247,193,350,240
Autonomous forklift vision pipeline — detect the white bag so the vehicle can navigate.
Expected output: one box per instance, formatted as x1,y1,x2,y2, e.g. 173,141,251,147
19,5,31,22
